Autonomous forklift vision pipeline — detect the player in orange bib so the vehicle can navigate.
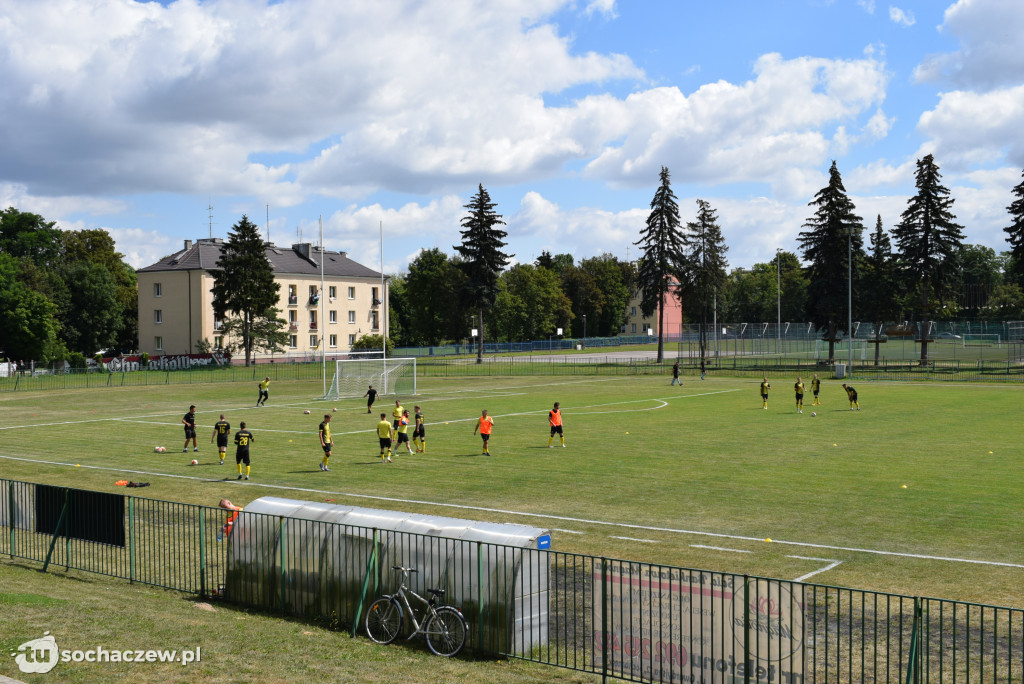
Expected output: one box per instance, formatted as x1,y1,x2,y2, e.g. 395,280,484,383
547,402,565,448
473,409,494,456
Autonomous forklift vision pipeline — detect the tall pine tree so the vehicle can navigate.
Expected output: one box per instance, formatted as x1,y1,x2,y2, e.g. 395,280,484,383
211,215,280,367
861,215,901,366
635,167,686,363
892,154,964,363
454,184,510,363
798,161,864,362
682,199,728,363
1005,169,1024,287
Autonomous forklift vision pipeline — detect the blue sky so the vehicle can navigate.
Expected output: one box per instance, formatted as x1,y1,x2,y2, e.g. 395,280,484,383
2,0,1022,274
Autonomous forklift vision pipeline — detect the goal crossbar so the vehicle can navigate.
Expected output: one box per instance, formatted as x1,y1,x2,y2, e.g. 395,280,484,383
323,357,417,400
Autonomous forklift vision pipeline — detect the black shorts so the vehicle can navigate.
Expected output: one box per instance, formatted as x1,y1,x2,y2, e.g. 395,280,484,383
217,436,228,449
849,393,858,401
413,426,425,438
396,433,409,445
322,443,332,454
379,437,391,450
813,389,819,396
184,426,196,439
392,419,401,429
235,452,250,465
550,425,563,436
795,394,803,401
259,389,268,400
760,394,768,401
480,433,490,443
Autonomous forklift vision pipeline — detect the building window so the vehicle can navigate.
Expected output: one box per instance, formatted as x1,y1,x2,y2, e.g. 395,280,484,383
214,336,223,349
309,285,319,305
328,286,337,299
329,334,337,348
329,310,337,324
289,335,297,348
371,286,379,305
154,283,162,298
347,286,355,299
154,336,163,350
310,335,318,348
310,310,317,329
371,311,379,330
348,334,356,346
631,306,637,316
154,309,162,324
348,310,355,324
630,323,636,333
288,284,298,306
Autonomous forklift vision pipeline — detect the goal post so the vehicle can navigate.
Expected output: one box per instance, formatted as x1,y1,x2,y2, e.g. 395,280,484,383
323,357,417,401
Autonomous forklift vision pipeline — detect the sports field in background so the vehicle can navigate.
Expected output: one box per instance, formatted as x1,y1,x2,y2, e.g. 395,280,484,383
0,372,1021,610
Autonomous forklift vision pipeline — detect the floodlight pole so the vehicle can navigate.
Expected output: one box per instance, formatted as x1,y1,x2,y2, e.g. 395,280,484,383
776,248,782,355
582,314,587,350
848,230,853,377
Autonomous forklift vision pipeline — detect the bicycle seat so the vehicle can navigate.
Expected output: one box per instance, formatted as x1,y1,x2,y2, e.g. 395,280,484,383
428,588,445,599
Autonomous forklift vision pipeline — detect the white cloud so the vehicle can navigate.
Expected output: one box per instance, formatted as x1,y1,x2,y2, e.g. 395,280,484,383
917,85,1024,169
584,0,617,18
888,6,915,27
914,0,1024,90
858,0,876,14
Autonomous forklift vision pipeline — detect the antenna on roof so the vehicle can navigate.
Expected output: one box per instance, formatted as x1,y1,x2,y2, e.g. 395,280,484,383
207,202,214,238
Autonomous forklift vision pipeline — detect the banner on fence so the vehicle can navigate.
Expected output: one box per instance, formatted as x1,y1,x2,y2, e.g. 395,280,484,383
593,566,805,683
97,353,229,372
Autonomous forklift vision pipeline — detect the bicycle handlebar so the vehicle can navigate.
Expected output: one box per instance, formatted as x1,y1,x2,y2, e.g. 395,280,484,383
391,566,418,574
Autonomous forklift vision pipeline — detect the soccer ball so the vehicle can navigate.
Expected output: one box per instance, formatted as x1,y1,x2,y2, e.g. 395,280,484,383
190,459,198,466
811,412,817,417
332,407,338,412
154,446,165,453
304,410,311,415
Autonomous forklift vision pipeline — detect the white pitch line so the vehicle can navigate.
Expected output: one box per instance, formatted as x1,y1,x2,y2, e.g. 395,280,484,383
550,528,585,535
3,452,1021,571
691,545,751,554
788,555,844,582
611,536,660,544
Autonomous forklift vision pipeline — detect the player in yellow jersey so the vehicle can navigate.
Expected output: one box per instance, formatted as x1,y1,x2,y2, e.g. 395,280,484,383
319,414,333,471
760,378,771,409
794,377,805,413
811,374,821,405
376,413,393,463
257,377,270,407
392,399,404,432
842,383,860,410
395,410,414,455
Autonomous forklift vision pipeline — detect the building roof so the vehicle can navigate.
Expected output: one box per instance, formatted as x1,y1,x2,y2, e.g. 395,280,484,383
136,238,385,279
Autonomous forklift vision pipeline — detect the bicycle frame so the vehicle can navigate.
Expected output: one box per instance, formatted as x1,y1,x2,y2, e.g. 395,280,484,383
386,571,439,638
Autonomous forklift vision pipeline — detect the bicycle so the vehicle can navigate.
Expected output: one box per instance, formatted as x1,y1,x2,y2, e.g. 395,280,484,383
365,566,468,657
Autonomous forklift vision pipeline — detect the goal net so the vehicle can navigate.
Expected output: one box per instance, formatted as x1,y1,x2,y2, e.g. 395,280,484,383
961,333,1001,348
324,357,417,401
813,339,867,361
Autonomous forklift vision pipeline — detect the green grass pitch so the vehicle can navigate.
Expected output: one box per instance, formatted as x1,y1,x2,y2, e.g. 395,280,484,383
0,373,1021,609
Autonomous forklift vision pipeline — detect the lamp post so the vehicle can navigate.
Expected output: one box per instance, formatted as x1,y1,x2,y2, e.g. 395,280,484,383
582,314,587,350
776,248,782,355
848,230,853,376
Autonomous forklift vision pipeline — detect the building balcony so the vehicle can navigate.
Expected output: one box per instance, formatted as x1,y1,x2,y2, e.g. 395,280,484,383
310,322,318,331
288,324,298,332
309,294,320,306
371,298,381,307
288,295,298,306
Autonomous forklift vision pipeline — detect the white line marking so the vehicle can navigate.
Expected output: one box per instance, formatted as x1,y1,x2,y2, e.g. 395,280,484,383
611,536,660,544
550,528,585,535
691,545,751,554
788,555,844,582
2,449,1020,570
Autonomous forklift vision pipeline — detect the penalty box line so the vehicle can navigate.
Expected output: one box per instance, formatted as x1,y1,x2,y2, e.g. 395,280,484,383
1,454,1021,571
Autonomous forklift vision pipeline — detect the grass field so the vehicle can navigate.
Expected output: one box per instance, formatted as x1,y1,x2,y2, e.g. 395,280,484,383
1,372,1022,680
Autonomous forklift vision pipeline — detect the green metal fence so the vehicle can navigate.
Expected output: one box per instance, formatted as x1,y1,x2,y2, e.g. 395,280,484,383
2,478,1021,681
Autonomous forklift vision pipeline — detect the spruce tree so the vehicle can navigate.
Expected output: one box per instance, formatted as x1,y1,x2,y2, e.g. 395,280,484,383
798,161,864,362
211,215,280,366
682,199,728,362
1005,169,1024,287
454,184,510,363
861,215,901,365
892,155,965,363
635,166,686,362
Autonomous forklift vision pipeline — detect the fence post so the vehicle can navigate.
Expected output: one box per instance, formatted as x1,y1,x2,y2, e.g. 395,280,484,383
42,489,71,572
8,482,15,558
601,557,608,683
350,528,379,638
128,496,135,583
198,506,206,597
904,596,922,684
278,516,287,611
743,575,751,684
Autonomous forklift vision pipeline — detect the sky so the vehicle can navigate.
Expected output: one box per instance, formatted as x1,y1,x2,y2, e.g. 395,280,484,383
2,0,1023,275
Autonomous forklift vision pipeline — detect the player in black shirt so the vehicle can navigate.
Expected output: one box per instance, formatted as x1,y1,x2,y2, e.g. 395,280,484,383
364,385,378,414
842,383,860,410
182,405,198,453
211,414,231,465
412,405,426,453
234,422,254,480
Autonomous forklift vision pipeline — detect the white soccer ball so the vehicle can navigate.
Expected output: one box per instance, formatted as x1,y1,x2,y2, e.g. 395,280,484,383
333,407,338,412
190,459,198,466
304,409,311,415
154,446,161,453
811,412,817,417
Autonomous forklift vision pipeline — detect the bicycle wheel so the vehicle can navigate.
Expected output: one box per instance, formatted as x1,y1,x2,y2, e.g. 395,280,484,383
424,605,467,657
365,597,403,645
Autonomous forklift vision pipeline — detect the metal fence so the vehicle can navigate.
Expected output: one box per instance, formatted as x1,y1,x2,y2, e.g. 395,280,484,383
2,478,1021,682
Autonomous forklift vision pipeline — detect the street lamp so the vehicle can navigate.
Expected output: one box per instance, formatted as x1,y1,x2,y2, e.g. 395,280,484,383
776,248,782,355
847,231,853,376
582,314,587,349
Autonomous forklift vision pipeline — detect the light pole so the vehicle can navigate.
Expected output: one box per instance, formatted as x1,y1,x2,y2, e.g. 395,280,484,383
582,314,587,350
847,231,853,376
776,248,782,355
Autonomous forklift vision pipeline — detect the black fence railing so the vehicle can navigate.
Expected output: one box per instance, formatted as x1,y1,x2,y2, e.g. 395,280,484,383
3,478,1021,681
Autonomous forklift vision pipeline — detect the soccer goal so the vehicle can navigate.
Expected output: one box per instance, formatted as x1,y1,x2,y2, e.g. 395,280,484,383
324,357,417,400
961,333,1001,348
813,339,867,361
